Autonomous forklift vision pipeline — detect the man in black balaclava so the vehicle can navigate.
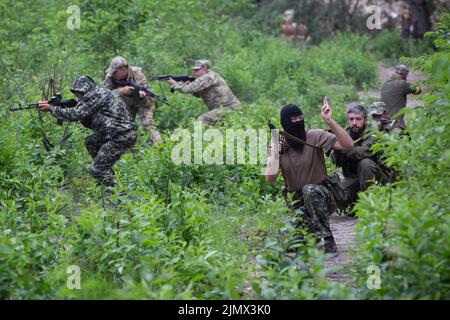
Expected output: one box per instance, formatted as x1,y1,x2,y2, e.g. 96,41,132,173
266,99,354,255
280,103,306,151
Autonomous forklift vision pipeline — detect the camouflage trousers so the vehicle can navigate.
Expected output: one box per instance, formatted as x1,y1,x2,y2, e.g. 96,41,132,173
85,130,137,187
124,97,161,144
289,184,336,239
197,105,240,127
343,158,389,198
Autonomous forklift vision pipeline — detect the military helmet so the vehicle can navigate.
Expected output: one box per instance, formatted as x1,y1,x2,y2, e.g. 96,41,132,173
106,56,129,77
369,101,387,116
192,59,210,70
395,64,409,76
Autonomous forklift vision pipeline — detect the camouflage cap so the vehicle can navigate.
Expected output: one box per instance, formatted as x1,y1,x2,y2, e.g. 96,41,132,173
106,56,129,77
369,101,387,115
192,59,210,70
70,75,96,94
395,64,409,76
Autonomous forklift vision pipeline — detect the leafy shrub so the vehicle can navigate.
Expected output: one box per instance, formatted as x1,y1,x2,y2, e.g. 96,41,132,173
369,29,433,63
5,0,445,300
354,14,450,299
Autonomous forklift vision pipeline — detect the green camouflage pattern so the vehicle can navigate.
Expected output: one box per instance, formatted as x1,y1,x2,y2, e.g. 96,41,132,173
105,66,161,144
290,184,335,239
332,128,389,199
171,70,240,126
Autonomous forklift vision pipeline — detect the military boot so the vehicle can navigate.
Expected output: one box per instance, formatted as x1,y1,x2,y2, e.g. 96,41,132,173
324,236,338,254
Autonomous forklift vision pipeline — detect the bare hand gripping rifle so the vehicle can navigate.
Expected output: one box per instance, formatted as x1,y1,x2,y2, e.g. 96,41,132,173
111,79,170,105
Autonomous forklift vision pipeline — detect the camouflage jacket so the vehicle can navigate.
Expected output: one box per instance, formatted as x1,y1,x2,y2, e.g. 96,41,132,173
52,76,137,141
104,66,155,109
331,128,380,177
171,70,241,110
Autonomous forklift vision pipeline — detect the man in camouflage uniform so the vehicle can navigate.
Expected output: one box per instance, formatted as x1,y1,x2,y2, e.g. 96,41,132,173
166,59,241,127
39,75,137,187
331,105,389,207
266,100,354,254
381,64,421,129
369,101,404,133
104,56,161,144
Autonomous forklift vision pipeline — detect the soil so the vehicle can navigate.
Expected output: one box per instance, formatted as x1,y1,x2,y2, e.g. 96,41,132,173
325,213,358,283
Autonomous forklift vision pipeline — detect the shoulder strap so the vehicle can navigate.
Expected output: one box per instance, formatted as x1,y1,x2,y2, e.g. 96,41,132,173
279,130,322,150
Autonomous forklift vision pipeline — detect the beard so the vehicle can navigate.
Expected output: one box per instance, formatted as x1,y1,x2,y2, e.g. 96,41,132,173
349,124,365,139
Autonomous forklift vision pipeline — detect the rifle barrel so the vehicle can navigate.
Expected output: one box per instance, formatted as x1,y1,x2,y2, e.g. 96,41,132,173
10,104,39,111
149,75,195,82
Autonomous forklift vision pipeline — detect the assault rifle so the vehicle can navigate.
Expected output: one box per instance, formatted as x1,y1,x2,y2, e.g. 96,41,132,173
149,74,195,94
112,79,170,105
10,93,78,151
149,74,195,83
10,93,77,111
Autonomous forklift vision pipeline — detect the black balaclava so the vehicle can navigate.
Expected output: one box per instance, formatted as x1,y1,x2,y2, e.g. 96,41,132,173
280,104,306,151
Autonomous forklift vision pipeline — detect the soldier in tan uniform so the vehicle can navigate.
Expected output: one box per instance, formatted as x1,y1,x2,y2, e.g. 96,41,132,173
266,100,354,254
104,56,161,144
166,59,241,127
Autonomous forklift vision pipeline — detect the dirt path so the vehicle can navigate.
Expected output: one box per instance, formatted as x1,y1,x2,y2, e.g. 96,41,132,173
324,214,358,283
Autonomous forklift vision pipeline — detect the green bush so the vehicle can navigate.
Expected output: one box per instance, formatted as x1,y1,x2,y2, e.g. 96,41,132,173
354,14,450,299
2,0,445,300
370,29,433,63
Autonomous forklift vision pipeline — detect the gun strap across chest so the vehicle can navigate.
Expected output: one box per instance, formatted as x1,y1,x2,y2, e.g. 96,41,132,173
279,130,322,150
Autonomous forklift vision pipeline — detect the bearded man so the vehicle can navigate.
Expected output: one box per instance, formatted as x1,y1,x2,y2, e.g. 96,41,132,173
331,105,390,206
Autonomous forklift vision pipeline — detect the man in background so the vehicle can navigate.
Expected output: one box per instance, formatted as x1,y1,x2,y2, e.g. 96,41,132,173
166,59,241,127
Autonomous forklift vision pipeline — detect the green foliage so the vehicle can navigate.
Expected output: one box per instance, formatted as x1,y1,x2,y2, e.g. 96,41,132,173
0,0,446,300
369,29,433,63
252,0,367,44
354,13,450,299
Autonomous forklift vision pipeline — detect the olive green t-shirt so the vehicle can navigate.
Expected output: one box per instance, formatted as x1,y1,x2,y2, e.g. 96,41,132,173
280,129,336,193
381,78,417,119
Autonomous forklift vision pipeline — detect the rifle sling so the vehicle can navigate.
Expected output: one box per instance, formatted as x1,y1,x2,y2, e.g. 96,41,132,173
278,130,322,150
279,130,362,150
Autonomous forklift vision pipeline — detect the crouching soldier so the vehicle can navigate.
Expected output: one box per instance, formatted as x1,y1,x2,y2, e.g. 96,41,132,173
38,75,137,187
331,105,390,209
166,59,241,127
105,56,161,145
266,99,354,254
